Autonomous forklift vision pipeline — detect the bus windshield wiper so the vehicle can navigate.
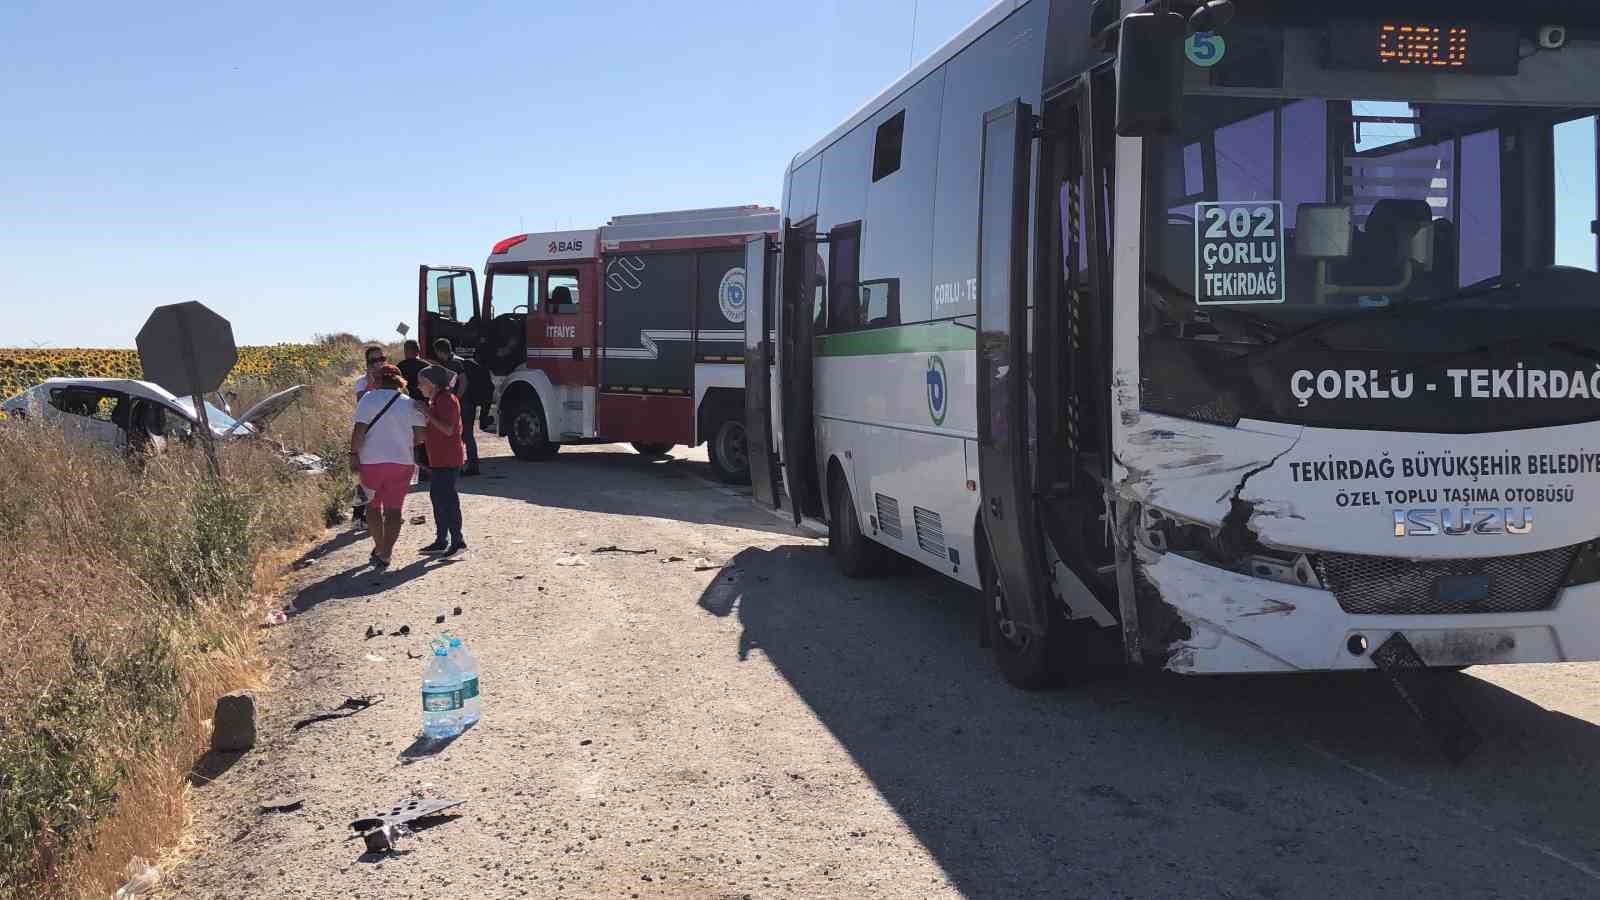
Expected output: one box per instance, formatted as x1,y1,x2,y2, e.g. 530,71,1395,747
1228,277,1518,364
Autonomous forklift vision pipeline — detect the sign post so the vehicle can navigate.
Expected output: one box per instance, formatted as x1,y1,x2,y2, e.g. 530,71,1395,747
136,301,238,477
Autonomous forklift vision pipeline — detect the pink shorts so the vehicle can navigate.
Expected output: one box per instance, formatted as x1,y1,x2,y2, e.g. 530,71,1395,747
359,463,413,509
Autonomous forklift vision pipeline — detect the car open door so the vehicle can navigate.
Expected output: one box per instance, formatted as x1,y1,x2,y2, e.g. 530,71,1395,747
418,266,481,357
976,100,1049,639
744,235,780,510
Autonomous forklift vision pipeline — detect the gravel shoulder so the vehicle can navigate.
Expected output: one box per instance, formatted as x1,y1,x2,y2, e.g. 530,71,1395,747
160,443,1600,899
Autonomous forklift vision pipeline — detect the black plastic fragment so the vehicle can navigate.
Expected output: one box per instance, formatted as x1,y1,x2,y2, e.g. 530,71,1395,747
1370,632,1482,763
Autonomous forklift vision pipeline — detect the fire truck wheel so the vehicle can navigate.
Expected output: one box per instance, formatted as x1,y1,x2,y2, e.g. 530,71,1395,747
978,530,1064,690
506,395,559,461
632,442,674,457
707,416,751,485
828,467,885,578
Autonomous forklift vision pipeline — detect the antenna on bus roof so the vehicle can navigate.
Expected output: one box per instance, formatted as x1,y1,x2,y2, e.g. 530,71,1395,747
907,0,918,70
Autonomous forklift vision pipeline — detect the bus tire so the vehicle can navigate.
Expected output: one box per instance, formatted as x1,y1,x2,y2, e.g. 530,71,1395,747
633,442,674,457
505,393,559,461
828,468,884,578
978,529,1063,690
707,416,751,485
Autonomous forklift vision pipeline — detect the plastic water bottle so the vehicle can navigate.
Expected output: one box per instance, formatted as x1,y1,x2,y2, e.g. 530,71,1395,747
420,644,464,739
447,635,481,727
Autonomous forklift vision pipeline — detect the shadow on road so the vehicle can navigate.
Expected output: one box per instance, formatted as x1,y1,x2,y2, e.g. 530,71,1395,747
700,545,1600,898
290,556,459,614
455,448,794,536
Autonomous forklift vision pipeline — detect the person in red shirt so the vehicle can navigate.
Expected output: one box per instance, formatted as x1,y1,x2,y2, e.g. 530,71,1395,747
415,366,467,554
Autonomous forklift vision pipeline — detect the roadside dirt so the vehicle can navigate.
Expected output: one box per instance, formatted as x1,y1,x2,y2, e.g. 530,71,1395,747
160,443,1600,899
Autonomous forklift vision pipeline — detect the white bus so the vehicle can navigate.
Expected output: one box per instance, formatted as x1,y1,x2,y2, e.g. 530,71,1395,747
743,0,1600,691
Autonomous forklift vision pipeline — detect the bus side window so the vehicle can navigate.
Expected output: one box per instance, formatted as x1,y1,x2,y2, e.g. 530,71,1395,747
827,222,861,332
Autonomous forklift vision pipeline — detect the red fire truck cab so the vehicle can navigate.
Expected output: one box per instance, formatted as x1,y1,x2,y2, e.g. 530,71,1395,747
417,205,777,483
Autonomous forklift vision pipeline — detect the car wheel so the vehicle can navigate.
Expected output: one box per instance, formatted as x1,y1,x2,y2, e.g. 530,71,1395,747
707,416,750,484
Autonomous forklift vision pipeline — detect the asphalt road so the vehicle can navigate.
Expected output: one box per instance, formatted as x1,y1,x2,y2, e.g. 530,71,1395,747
161,442,1600,899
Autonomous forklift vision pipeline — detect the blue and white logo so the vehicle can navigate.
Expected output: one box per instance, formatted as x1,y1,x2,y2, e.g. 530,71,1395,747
718,267,747,324
1185,31,1226,67
926,355,948,426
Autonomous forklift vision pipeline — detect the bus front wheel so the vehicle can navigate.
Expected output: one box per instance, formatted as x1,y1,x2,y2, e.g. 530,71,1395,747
978,532,1063,690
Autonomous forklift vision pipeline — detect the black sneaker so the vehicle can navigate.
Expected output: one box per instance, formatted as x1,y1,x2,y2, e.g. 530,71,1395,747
444,540,468,557
419,540,449,554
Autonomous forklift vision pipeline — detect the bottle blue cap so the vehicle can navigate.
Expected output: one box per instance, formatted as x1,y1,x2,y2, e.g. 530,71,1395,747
434,646,448,656
448,637,462,647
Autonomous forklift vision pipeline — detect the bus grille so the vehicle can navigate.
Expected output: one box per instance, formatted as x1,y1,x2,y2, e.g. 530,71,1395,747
875,494,903,540
914,507,946,557
1312,546,1579,616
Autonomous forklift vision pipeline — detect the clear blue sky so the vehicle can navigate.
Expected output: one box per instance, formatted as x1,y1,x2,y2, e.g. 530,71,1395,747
1,0,994,347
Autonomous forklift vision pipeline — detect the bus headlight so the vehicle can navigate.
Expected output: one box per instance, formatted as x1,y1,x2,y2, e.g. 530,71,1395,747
1136,505,1321,589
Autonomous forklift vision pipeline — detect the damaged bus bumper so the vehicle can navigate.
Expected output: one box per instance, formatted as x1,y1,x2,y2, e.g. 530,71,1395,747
1136,551,1600,673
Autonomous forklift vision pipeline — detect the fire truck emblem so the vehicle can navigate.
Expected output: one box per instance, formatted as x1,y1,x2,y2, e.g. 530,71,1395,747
718,267,747,324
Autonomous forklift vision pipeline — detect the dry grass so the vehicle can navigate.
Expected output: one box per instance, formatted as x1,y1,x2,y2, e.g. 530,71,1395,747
0,369,357,899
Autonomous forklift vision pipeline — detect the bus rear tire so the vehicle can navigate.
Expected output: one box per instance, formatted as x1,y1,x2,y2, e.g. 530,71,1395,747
978,531,1064,690
707,416,751,485
633,442,674,457
828,469,885,578
506,395,559,461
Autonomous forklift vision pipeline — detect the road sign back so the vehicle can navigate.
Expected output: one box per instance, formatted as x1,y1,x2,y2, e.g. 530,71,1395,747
136,301,238,397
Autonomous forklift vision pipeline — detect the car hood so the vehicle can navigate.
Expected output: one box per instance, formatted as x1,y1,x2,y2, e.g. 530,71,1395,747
226,385,307,436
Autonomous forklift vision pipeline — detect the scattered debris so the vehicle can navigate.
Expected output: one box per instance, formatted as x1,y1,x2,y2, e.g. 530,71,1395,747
579,739,593,746
406,650,423,660
394,624,411,637
410,515,427,525
662,556,685,563
1371,633,1481,762
261,609,288,627
364,653,386,663
554,555,589,567
112,856,159,899
513,574,527,580
593,545,656,555
365,624,384,639
692,558,723,571
350,797,465,854
453,606,463,616
259,796,304,814
537,586,546,592
292,694,385,731
435,614,446,624
212,691,257,752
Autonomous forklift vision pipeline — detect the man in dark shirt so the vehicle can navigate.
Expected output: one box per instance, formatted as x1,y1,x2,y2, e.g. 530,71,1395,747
397,340,427,399
432,337,485,475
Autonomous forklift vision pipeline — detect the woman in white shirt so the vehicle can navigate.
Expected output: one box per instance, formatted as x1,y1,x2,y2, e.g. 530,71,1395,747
350,364,425,568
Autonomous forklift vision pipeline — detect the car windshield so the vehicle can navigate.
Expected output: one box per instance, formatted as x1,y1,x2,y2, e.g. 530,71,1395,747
176,397,251,434
1138,93,1600,432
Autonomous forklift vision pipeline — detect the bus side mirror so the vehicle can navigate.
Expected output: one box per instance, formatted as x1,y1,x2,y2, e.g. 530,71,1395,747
1114,11,1187,137
1294,205,1353,260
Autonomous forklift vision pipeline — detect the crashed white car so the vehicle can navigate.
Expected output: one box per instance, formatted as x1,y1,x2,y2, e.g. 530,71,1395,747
0,378,322,470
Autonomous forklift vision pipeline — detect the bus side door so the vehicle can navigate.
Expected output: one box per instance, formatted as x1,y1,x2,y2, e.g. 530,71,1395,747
744,234,780,509
976,100,1050,639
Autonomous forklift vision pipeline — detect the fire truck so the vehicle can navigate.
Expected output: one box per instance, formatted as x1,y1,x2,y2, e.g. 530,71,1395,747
417,205,778,483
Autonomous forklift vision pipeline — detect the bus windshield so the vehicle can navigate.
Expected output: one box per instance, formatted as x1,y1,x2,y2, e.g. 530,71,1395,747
1140,93,1600,433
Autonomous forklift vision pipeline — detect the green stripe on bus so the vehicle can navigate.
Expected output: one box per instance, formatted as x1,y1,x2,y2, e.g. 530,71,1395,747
814,321,974,357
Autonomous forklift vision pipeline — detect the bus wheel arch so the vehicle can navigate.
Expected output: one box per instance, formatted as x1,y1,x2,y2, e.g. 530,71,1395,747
826,458,884,577
976,517,1065,690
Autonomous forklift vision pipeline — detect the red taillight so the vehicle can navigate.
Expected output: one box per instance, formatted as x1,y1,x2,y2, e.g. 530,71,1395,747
491,234,528,255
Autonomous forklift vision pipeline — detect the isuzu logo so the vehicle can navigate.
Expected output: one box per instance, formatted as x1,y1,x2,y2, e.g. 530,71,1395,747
1393,508,1533,537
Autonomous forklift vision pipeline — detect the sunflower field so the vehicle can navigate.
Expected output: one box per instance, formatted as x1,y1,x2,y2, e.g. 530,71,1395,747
0,341,363,401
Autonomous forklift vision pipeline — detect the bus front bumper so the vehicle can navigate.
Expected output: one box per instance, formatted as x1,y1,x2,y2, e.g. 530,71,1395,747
1140,552,1600,674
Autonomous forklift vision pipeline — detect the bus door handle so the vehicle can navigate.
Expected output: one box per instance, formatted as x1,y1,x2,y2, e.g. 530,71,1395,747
989,497,1003,519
